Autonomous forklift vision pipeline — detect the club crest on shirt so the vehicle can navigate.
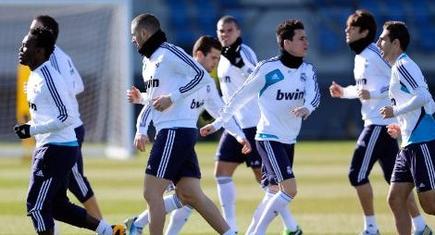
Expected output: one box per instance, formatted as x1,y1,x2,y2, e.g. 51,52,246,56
286,166,292,175
300,73,306,82
32,83,42,94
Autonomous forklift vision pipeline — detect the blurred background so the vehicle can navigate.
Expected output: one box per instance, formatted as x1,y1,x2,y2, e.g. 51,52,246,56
137,0,435,140
1,0,435,157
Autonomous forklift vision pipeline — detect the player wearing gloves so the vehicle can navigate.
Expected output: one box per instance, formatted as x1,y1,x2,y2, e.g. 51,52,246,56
15,27,124,235
29,15,103,223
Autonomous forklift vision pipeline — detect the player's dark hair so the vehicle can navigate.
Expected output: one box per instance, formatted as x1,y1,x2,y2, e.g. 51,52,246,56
133,13,161,35
29,27,56,59
34,15,59,41
192,36,222,56
218,15,240,29
347,9,376,42
276,19,304,48
383,21,410,51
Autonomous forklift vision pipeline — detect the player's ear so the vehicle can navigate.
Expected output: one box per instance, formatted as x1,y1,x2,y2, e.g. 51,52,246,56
195,50,205,60
35,47,44,58
392,38,400,48
282,39,292,49
361,29,369,38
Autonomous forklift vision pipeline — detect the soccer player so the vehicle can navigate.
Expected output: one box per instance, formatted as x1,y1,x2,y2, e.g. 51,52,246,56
129,13,235,235
214,15,261,232
378,21,435,235
329,10,429,235
29,15,103,221
15,27,123,235
125,35,251,235
210,19,320,235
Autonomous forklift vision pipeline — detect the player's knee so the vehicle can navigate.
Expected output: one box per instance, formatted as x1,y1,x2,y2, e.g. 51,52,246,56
281,187,297,198
176,189,197,206
387,192,403,209
348,172,366,186
420,200,435,215
287,189,297,198
143,187,160,202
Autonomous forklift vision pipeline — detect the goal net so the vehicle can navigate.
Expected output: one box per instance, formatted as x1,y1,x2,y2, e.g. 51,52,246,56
0,0,134,158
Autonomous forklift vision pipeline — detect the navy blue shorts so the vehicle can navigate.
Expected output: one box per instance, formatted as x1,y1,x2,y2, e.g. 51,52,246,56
27,144,86,232
146,128,201,184
68,125,94,203
256,140,294,184
260,164,278,188
391,139,435,192
348,125,398,186
216,127,262,168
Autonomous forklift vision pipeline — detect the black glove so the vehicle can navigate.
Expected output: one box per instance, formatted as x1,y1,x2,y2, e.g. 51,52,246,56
222,39,245,68
13,124,31,139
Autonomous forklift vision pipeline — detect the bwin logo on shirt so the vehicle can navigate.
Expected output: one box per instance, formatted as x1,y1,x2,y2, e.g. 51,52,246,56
28,102,37,111
224,76,231,83
276,89,305,100
190,99,205,109
356,78,367,86
144,79,159,92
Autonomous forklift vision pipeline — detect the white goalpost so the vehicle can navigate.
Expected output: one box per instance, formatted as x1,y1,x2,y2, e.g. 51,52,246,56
0,0,134,158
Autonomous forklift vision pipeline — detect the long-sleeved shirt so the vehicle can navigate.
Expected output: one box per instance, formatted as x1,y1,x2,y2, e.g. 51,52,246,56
49,45,84,128
342,43,394,126
219,57,320,144
217,43,260,128
137,82,245,140
138,42,213,132
26,61,78,147
390,53,435,147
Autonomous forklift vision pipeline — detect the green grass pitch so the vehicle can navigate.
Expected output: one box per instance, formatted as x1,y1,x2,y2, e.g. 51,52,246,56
0,141,433,234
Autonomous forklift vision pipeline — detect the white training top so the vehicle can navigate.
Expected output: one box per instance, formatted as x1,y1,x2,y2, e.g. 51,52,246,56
138,42,213,132
26,61,78,147
49,46,84,128
342,43,394,126
390,53,435,147
136,82,246,141
219,57,320,144
217,43,260,129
